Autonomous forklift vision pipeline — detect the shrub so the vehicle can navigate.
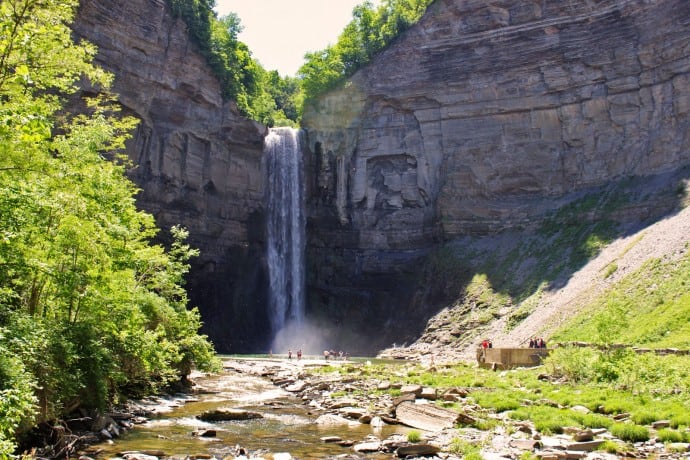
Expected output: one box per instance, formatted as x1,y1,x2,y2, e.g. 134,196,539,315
543,347,598,383
610,423,650,442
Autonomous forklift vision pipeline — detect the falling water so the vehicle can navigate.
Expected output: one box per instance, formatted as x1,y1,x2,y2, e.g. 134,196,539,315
265,127,305,339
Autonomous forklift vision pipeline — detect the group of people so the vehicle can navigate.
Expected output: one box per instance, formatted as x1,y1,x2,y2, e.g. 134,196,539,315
323,349,349,361
287,349,303,360
528,337,547,348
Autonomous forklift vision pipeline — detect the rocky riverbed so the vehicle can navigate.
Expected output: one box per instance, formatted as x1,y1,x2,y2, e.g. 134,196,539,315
66,356,690,460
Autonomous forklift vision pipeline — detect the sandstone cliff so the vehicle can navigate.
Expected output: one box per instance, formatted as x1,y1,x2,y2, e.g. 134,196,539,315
302,0,690,351
73,0,269,351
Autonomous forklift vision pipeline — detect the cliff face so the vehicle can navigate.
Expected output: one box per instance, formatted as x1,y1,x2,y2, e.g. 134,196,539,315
73,0,270,352
302,0,690,350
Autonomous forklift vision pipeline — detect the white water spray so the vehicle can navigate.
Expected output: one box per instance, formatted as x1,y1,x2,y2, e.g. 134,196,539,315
265,127,305,341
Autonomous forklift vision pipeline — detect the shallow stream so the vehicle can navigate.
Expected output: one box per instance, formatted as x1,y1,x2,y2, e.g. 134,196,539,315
90,359,410,459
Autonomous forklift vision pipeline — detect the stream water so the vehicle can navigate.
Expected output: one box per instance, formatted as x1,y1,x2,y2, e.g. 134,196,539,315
90,359,410,459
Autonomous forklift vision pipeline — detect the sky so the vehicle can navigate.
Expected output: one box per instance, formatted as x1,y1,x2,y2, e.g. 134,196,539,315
214,0,377,77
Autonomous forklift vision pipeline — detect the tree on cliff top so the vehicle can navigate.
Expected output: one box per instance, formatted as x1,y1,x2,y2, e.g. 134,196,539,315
0,0,218,454
168,0,300,126
299,0,434,106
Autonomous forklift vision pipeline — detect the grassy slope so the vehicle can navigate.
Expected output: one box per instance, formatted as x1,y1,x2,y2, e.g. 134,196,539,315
552,249,690,348
402,170,690,357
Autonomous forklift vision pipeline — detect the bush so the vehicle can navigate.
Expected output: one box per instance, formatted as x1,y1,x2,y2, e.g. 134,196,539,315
0,352,37,456
543,347,598,383
610,423,650,442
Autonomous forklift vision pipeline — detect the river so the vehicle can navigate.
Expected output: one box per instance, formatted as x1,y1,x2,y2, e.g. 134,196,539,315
88,357,411,459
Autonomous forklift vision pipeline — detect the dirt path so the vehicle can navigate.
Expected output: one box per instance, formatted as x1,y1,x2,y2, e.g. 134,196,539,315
457,205,690,359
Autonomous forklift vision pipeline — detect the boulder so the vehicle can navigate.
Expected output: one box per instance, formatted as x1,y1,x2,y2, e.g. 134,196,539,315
395,401,470,432
396,444,440,457
314,414,358,426
353,441,381,453
197,409,262,422
400,385,423,396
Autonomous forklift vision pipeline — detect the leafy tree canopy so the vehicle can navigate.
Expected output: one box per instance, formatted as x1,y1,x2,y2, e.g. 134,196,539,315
168,0,301,126
299,0,433,106
0,0,219,454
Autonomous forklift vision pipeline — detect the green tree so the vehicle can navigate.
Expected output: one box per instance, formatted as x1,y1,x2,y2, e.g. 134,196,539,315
299,0,433,105
0,0,219,454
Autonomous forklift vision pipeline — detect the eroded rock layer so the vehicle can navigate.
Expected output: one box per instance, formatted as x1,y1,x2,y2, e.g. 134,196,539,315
302,0,690,351
73,0,269,352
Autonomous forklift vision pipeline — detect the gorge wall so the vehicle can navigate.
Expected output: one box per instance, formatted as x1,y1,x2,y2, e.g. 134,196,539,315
302,0,690,350
71,0,690,354
73,0,270,352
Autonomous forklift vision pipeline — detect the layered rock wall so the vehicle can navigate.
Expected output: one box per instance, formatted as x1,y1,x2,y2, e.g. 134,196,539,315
73,0,269,351
302,0,690,350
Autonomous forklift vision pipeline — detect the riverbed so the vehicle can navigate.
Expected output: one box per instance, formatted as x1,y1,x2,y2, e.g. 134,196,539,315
87,357,413,459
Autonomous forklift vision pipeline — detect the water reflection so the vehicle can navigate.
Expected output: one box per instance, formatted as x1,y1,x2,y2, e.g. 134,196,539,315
90,367,409,459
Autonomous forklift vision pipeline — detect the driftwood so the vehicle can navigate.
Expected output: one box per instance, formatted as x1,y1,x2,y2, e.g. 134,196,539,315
395,401,474,431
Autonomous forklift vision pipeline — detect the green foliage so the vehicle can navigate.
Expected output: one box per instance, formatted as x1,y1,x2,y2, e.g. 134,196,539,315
299,0,433,104
0,0,220,453
610,423,650,442
166,1,302,125
599,440,625,454
656,429,686,443
509,406,576,434
572,412,613,429
554,252,690,349
671,413,690,429
449,438,483,460
543,347,599,383
406,430,422,443
471,391,523,413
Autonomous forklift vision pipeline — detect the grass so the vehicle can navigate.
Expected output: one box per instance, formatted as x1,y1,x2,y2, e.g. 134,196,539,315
449,438,483,460
671,413,690,428
656,429,687,443
407,430,422,443
610,423,650,442
553,253,690,349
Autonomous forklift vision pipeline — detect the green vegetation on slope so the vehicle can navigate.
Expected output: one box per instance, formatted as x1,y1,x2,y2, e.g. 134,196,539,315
0,0,219,454
299,0,434,106
417,174,688,345
167,0,302,125
166,0,433,124
552,251,690,348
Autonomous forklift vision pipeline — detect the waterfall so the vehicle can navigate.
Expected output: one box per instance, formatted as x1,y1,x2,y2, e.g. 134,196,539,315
265,127,305,339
